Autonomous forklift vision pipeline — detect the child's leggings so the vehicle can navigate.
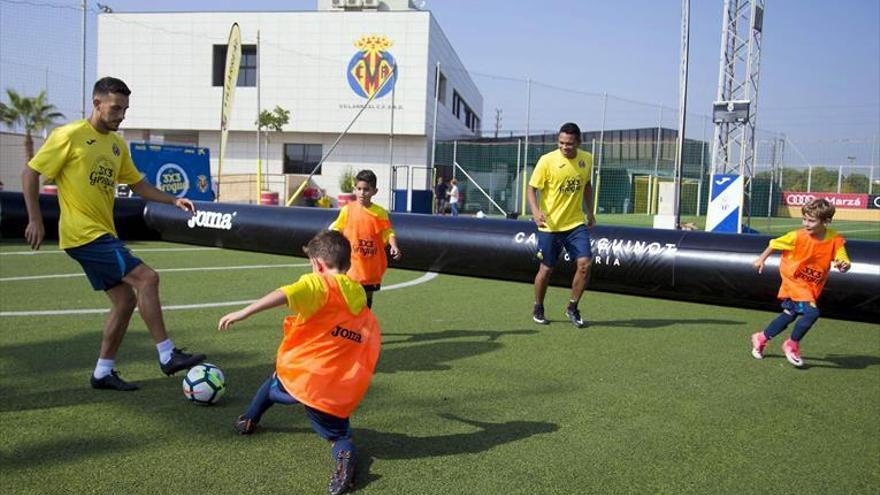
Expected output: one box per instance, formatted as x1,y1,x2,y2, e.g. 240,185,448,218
763,299,820,342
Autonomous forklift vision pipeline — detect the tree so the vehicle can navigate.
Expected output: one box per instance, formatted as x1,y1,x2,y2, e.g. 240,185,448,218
255,105,291,189
0,89,65,161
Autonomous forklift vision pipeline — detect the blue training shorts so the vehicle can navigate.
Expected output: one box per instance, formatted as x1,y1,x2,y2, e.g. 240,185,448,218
65,234,143,291
268,375,352,441
536,224,592,268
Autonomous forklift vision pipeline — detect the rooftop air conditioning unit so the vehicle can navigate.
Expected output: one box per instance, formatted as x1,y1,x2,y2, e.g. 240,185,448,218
345,0,363,8
331,0,345,7
362,0,379,8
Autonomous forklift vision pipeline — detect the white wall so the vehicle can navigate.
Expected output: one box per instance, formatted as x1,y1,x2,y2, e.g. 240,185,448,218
98,11,433,135
426,15,484,143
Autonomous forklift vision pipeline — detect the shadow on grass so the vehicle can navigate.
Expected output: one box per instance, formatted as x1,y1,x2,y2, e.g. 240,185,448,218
805,354,880,370
377,328,537,374
261,413,559,491
755,353,880,370
382,329,538,345
1,435,142,470
587,318,742,329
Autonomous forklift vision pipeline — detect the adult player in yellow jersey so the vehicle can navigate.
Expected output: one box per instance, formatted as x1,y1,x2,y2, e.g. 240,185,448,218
527,122,596,328
21,77,206,391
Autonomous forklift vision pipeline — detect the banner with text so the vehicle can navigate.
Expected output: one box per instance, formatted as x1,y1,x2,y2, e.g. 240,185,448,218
782,192,869,209
131,143,214,201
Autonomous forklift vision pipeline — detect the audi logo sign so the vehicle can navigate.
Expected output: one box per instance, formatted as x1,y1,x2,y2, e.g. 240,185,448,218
782,192,869,209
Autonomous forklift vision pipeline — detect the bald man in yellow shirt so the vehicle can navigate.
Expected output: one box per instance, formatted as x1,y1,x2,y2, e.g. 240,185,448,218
527,122,596,328
21,77,206,391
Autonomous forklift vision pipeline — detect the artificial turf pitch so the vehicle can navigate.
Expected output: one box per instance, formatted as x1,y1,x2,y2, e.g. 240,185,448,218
1,240,877,494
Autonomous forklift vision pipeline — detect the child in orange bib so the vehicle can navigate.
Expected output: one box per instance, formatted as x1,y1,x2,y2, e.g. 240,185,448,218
331,169,401,308
750,199,851,367
218,231,380,495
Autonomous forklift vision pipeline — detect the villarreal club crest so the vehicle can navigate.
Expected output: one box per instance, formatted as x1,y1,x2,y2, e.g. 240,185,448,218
347,35,398,99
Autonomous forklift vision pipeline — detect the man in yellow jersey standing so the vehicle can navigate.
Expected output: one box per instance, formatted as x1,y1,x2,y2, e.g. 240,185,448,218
21,77,206,391
526,122,596,328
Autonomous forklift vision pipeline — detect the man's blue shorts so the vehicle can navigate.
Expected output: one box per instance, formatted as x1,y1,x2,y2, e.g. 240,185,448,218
65,234,143,291
536,224,592,268
269,375,352,441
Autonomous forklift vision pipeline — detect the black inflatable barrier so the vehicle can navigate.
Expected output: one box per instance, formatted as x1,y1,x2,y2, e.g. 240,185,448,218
1,191,877,322
0,191,158,242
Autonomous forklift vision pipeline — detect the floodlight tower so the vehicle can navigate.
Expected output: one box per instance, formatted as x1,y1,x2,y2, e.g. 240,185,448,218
708,0,765,231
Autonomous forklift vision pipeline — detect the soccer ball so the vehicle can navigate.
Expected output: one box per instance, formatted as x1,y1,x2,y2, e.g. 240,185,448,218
182,363,226,405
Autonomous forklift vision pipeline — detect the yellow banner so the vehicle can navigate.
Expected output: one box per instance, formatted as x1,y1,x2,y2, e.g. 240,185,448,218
217,22,241,201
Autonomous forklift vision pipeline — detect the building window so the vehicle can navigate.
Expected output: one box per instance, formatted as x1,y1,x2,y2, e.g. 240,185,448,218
213,44,257,87
283,144,323,174
452,90,461,118
436,68,447,105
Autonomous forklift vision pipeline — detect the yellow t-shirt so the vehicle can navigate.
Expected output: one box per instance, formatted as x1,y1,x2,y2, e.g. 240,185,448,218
27,120,143,249
279,272,367,321
528,148,593,232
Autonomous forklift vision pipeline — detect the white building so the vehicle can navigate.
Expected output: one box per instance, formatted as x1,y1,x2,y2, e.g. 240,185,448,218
96,0,482,208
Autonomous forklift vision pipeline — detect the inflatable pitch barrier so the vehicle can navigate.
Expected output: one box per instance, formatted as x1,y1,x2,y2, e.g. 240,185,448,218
1,191,877,322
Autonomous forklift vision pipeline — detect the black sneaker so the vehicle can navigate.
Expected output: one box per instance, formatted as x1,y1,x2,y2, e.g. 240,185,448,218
90,370,139,391
328,450,355,495
565,307,586,328
532,304,549,325
233,415,257,435
159,348,206,376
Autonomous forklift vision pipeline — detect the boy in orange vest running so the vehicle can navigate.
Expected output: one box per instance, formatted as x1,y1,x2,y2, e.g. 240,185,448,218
750,198,851,367
331,169,401,308
218,230,381,495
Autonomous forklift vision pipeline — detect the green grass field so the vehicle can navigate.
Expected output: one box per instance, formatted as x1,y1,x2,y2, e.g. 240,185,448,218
1,240,878,494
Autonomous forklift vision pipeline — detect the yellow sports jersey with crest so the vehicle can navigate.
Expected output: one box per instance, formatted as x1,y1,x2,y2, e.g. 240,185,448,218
28,120,143,249
529,148,593,232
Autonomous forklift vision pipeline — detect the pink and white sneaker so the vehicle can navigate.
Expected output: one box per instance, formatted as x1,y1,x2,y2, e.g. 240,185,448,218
751,332,768,360
782,339,804,367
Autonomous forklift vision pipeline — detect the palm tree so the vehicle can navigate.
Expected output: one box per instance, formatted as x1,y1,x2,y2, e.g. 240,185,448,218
0,89,65,161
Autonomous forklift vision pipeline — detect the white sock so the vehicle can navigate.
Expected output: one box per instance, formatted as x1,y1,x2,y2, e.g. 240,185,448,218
157,339,175,364
94,358,115,379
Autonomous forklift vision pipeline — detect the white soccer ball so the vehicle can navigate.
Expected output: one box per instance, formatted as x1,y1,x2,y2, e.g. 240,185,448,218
182,363,226,405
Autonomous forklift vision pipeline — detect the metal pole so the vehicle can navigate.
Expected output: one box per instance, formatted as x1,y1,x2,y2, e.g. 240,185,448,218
870,166,874,195
598,91,607,180
650,106,663,214
767,139,775,219
672,0,690,228
256,30,261,202
696,114,707,217
389,62,396,210
697,140,706,217
515,139,522,213
430,62,440,176
452,140,457,180
837,165,842,193
81,0,86,119
807,165,812,192
524,77,531,191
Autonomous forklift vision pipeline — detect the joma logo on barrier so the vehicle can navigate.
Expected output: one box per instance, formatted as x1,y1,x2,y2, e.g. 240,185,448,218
186,210,236,230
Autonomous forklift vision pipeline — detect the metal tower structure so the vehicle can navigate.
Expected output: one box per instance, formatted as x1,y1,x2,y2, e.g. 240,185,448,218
710,0,765,181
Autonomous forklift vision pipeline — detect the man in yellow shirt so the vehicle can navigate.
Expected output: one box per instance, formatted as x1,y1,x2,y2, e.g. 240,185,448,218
527,122,596,328
21,77,206,391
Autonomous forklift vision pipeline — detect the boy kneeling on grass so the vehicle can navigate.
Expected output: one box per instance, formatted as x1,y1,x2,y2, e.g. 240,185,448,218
751,198,851,368
218,230,381,495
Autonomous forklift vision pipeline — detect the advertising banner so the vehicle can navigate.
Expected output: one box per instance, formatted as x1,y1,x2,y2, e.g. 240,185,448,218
782,192,869,209
705,174,743,233
130,143,214,201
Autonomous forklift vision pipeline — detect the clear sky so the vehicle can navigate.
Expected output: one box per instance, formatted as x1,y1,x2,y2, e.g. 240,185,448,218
1,0,878,166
